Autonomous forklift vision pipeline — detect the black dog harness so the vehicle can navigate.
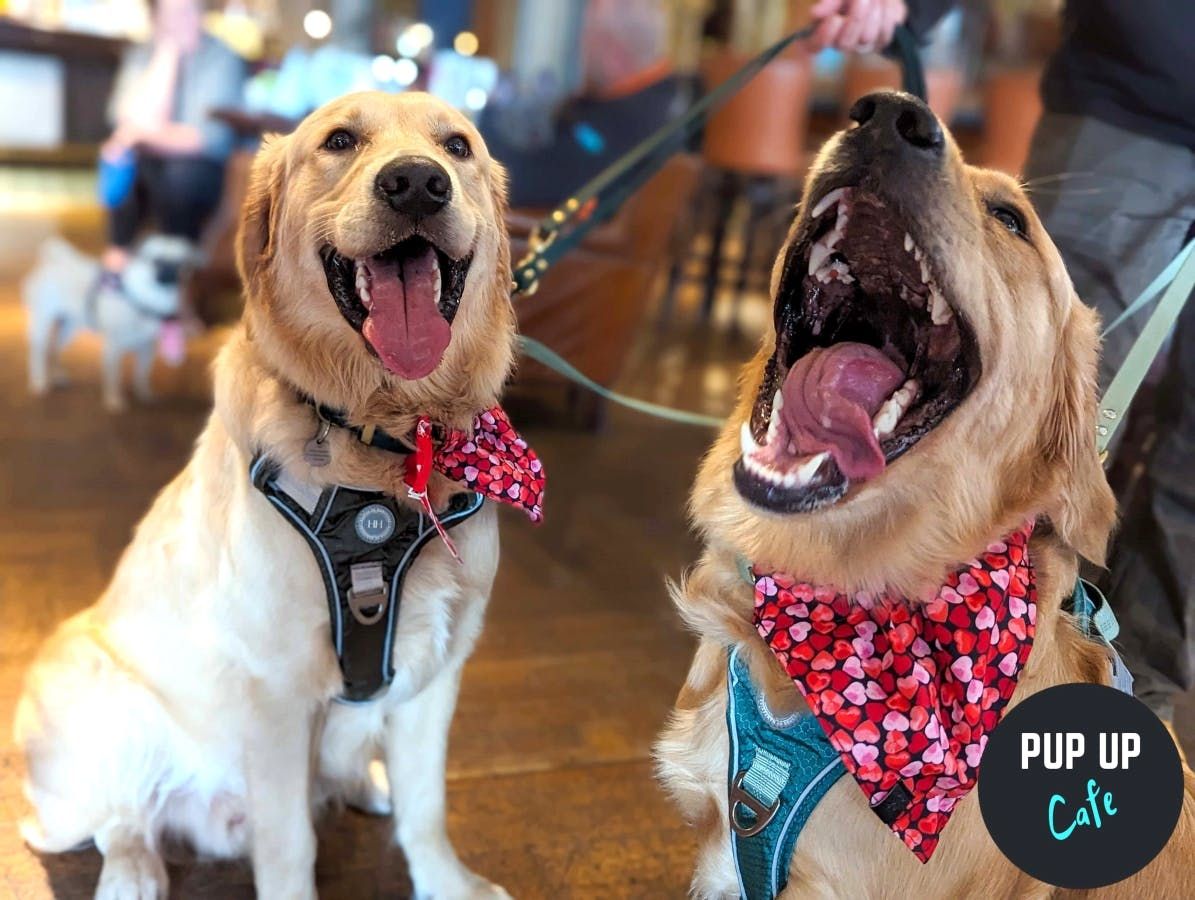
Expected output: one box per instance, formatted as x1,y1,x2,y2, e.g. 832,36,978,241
250,454,484,703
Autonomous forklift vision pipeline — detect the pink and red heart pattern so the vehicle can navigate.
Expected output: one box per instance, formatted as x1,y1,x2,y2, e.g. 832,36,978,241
436,406,545,522
752,523,1036,861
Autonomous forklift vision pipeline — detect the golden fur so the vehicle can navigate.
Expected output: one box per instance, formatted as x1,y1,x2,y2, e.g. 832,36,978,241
16,92,516,900
656,112,1195,898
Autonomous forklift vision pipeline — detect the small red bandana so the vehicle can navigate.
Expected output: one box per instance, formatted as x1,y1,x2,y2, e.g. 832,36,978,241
435,406,545,523
752,523,1036,862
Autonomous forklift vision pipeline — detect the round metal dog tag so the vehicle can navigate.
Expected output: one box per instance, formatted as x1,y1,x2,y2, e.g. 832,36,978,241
355,504,396,544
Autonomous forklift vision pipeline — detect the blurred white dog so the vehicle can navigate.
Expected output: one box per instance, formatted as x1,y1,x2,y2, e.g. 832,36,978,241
24,235,193,411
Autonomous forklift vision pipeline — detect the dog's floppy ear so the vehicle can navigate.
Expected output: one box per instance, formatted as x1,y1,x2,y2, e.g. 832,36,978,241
487,158,513,292
1039,299,1117,565
236,134,287,292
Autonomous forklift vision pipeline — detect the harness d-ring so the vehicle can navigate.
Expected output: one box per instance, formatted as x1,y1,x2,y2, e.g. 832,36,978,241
730,770,780,837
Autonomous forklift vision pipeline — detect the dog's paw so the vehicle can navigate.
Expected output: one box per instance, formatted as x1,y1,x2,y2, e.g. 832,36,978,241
414,871,512,900
95,843,168,900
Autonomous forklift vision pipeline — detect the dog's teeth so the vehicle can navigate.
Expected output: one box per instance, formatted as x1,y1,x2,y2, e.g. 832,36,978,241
904,233,914,253
740,422,761,458
808,239,833,276
812,187,847,219
919,258,931,285
929,286,953,324
766,391,783,443
872,379,921,438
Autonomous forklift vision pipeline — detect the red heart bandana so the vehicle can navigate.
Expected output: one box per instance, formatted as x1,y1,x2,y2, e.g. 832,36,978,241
414,405,545,523
752,522,1036,862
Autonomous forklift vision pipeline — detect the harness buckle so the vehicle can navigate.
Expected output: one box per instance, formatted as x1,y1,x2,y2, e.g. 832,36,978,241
729,769,780,837
348,562,388,625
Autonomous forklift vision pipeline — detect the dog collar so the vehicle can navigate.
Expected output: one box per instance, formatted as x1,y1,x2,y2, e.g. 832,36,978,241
751,522,1036,862
299,395,546,526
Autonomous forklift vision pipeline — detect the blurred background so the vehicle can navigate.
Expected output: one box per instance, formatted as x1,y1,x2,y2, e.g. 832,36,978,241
5,1,1184,898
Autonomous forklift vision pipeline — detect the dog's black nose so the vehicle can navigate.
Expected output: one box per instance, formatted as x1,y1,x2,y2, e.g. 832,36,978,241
849,90,943,153
375,157,452,217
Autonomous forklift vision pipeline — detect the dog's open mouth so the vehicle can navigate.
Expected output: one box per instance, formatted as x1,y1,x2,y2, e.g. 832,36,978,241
320,236,472,380
734,187,981,513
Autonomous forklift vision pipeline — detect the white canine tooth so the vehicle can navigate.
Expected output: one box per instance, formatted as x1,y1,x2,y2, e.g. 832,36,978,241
766,391,783,443
808,239,833,276
930,286,954,324
919,258,931,284
795,451,828,485
740,422,760,457
812,187,847,219
359,285,371,306
904,233,914,253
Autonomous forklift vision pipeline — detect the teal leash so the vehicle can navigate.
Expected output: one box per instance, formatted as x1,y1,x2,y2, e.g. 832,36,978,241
518,336,724,428
509,23,927,429
1096,240,1195,456
511,24,927,295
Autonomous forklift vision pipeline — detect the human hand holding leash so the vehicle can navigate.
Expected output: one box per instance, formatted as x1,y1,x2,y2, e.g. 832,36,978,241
810,0,908,53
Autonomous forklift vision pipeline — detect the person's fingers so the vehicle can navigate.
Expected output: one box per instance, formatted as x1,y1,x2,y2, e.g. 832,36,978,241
836,0,870,51
810,0,844,16
879,0,907,47
854,3,885,53
811,14,846,50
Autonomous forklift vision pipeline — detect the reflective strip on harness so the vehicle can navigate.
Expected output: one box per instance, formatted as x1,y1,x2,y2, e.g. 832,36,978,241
250,455,484,703
726,646,846,900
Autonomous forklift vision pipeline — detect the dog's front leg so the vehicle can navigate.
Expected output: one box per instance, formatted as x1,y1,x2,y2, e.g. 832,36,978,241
244,691,319,900
386,668,510,900
101,342,126,412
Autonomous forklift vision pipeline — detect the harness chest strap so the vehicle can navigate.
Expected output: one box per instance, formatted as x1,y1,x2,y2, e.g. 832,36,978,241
250,455,484,703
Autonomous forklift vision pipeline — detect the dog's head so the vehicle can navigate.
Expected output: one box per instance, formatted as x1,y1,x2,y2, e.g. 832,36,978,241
122,234,197,315
694,91,1115,592
236,91,513,419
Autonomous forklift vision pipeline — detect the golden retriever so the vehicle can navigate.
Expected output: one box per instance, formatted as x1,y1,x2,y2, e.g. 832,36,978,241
15,91,516,899
655,91,1195,898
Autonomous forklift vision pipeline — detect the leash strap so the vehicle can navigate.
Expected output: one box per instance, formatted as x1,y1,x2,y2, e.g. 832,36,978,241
518,336,724,427
1097,242,1195,455
513,25,926,294
727,646,846,900
250,454,484,703
1069,579,1134,695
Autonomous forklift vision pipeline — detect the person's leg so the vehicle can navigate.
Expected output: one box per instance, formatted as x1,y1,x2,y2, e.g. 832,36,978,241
1024,112,1195,718
151,157,225,242
104,156,159,272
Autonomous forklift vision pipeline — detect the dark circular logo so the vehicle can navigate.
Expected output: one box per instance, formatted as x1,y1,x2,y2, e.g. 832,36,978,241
979,683,1182,888
354,504,396,544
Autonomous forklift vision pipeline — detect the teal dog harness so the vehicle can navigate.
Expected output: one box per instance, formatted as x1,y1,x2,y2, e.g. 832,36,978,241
726,646,846,899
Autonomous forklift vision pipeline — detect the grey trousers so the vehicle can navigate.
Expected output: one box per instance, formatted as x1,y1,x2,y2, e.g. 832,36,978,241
1024,112,1195,718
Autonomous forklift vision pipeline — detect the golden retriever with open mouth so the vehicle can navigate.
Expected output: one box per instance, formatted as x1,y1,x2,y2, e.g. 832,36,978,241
656,91,1195,898
15,92,529,899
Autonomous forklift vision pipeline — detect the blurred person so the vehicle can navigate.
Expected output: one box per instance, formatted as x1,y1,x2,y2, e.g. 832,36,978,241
481,0,687,207
101,0,247,276
814,0,1195,721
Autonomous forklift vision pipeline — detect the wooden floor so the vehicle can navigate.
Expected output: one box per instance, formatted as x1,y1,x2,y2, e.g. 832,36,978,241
0,207,762,898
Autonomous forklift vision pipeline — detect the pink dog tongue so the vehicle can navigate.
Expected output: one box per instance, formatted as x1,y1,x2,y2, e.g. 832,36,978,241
362,245,450,380
780,343,905,480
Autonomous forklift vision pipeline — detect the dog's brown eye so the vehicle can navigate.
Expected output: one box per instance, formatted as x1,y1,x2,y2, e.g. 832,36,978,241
989,204,1027,239
443,135,471,159
323,129,357,152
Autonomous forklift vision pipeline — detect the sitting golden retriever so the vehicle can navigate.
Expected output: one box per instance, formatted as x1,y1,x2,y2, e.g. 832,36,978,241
655,91,1195,898
15,92,536,899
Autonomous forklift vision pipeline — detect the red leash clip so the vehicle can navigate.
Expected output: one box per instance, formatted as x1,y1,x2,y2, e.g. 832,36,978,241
404,417,462,563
